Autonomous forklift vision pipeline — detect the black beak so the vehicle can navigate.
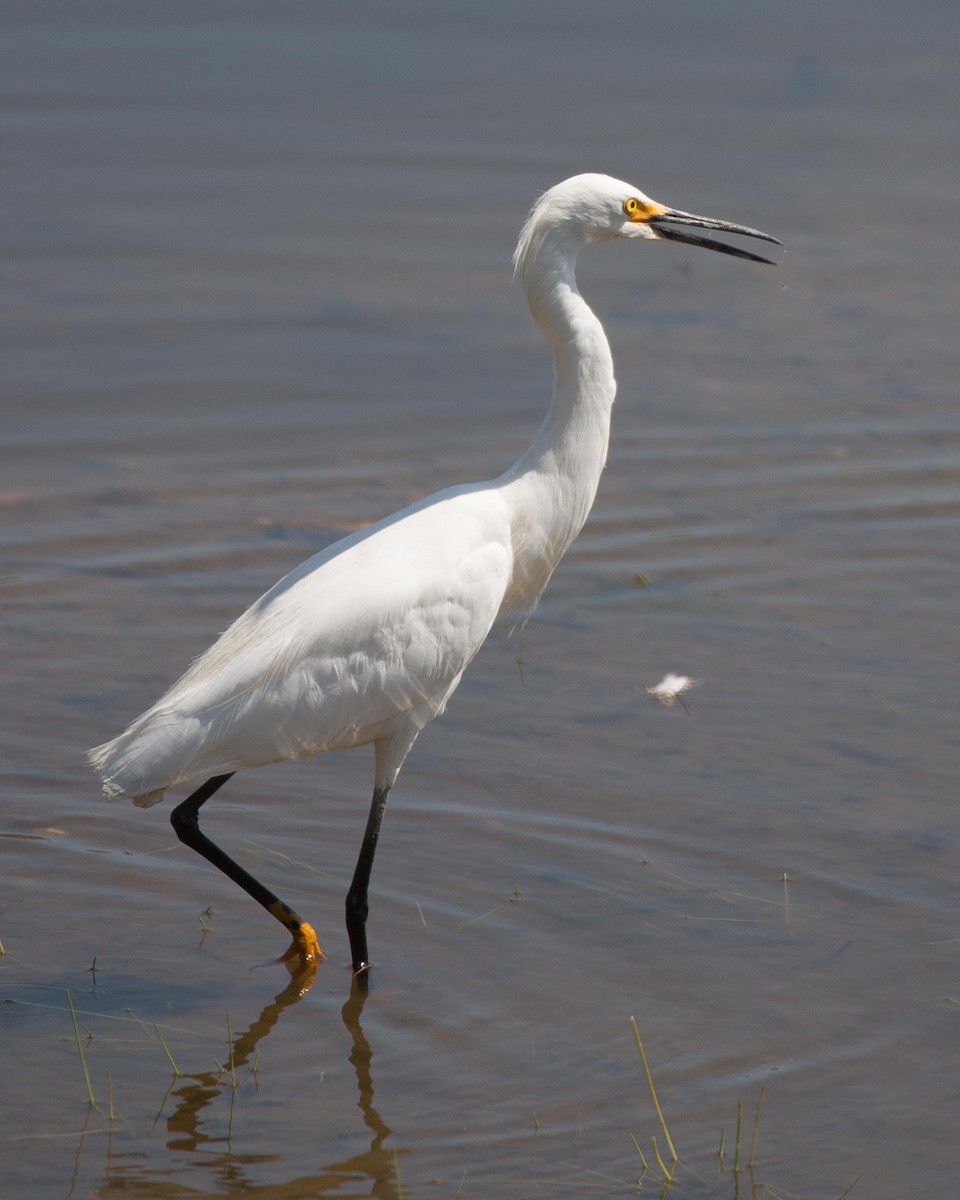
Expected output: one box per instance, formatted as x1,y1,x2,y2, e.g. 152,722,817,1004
648,207,782,265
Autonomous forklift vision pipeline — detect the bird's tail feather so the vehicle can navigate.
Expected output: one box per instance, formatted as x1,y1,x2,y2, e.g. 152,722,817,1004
86,738,169,807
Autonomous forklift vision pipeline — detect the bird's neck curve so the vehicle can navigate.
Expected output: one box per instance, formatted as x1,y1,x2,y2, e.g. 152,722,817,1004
500,227,617,610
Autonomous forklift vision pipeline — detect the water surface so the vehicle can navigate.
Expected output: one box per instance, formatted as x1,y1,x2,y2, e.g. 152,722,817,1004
2,3,959,1197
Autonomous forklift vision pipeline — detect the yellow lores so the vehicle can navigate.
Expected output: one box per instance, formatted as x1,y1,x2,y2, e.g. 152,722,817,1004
624,195,668,221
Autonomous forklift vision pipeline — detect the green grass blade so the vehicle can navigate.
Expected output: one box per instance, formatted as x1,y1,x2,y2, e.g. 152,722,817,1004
66,989,96,1107
153,1022,182,1077
749,1086,765,1167
630,1016,678,1164
733,1100,743,1173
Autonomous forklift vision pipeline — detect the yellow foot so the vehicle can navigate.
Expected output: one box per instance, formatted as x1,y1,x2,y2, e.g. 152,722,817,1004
280,921,327,975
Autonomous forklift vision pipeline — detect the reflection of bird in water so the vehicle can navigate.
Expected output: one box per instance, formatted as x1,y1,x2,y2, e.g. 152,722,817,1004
164,974,310,1157
88,175,779,975
126,976,394,1197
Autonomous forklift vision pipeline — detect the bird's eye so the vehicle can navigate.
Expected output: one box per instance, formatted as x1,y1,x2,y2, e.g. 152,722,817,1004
623,197,642,218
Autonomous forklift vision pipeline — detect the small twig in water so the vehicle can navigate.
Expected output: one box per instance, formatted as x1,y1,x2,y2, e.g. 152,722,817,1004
515,634,527,687
197,909,212,949
225,1009,237,1089
454,888,523,931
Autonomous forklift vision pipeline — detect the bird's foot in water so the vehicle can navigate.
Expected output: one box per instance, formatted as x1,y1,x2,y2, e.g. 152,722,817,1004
280,921,326,975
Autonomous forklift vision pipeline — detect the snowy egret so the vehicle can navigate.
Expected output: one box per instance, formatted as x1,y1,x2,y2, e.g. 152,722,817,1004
88,174,779,975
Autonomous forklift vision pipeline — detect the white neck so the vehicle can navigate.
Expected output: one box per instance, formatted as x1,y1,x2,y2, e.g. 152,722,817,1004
499,226,617,610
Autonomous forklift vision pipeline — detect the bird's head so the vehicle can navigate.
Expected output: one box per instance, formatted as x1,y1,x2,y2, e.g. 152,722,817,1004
514,173,781,275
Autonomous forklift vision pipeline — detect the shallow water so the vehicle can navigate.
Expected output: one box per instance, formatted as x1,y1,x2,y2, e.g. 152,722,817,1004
3,2,959,1197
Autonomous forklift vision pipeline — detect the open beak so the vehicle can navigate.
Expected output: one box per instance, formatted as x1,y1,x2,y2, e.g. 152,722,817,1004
648,207,782,265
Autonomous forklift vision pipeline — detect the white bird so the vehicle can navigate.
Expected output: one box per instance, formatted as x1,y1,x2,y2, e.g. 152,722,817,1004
88,174,779,976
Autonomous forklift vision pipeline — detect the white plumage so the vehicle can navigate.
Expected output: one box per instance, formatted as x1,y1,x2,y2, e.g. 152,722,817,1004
90,488,515,805
88,174,779,975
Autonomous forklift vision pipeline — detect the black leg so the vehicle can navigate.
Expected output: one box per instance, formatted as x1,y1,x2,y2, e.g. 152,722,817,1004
170,773,324,968
345,784,391,973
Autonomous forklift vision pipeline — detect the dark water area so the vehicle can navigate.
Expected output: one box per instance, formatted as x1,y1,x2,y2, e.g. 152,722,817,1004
2,2,959,1197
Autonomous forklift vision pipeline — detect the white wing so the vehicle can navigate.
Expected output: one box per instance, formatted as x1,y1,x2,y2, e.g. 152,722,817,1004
89,483,514,803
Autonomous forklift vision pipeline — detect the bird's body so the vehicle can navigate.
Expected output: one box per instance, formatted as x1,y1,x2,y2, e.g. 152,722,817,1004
89,174,779,976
